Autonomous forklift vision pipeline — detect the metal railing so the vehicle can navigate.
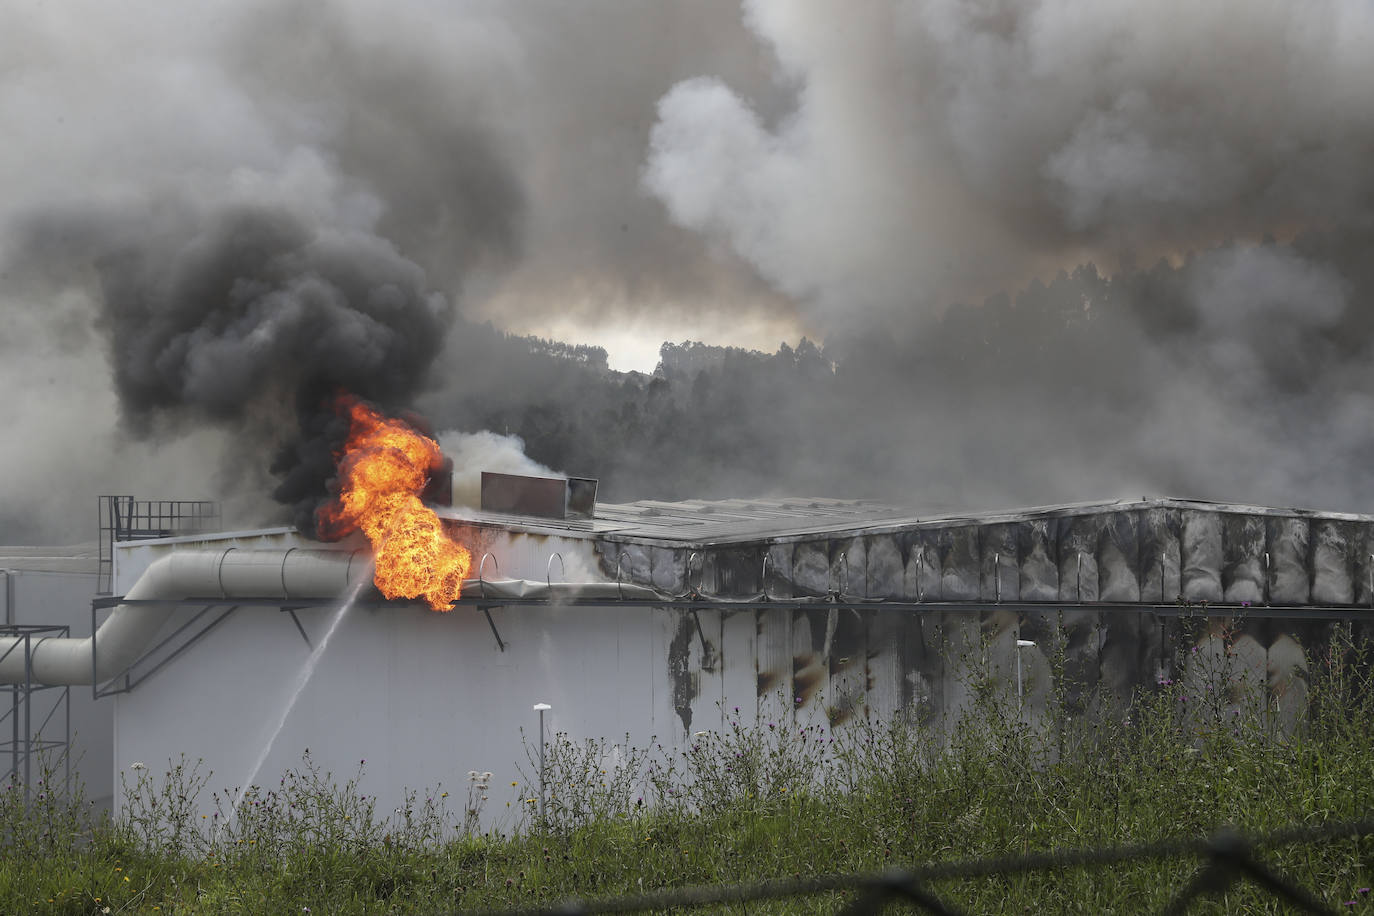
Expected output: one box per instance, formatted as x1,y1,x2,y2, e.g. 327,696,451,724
97,496,220,594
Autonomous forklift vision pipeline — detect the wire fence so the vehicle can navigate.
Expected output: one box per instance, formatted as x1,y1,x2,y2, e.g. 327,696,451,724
458,817,1374,915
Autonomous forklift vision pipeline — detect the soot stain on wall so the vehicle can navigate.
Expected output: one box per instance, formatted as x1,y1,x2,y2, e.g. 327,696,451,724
667,613,698,732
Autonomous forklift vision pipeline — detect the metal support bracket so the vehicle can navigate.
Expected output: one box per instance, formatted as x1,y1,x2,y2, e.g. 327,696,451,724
92,602,240,699
689,607,709,654
478,606,507,652
88,595,341,698
281,607,313,649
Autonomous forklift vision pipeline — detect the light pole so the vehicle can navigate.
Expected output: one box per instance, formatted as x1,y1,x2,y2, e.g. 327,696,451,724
533,703,551,828
1015,639,1036,700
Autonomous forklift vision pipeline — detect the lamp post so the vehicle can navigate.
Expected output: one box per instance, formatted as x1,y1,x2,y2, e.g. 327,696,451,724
1015,639,1036,700
533,703,551,828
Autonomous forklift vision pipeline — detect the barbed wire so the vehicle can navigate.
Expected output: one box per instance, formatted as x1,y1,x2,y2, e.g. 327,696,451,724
454,817,1374,916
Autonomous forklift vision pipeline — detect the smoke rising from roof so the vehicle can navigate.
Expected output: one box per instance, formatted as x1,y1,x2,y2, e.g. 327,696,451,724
1,1,526,539
3,0,1374,543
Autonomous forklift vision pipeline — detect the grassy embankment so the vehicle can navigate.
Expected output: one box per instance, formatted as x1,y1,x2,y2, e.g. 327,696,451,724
3,626,1373,914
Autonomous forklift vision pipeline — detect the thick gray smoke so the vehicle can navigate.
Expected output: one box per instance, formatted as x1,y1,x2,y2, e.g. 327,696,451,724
644,0,1374,327
0,1,524,540
5,0,1374,544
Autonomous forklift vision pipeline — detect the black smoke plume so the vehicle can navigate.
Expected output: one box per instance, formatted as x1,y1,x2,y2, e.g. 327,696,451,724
89,204,461,533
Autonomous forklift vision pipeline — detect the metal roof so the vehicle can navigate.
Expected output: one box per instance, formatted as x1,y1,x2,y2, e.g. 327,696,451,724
0,543,101,575
438,495,1374,548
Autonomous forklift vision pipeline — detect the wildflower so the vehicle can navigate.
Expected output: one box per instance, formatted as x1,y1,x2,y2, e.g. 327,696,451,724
467,771,479,779
130,762,146,770
441,791,449,798
482,771,493,780
511,781,519,787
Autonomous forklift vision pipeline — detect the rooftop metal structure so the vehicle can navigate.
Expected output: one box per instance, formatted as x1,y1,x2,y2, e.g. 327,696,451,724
97,496,221,594
441,496,1374,547
436,495,1374,610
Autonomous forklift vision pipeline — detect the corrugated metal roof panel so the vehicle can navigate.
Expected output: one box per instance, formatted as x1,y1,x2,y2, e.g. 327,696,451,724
442,495,1374,547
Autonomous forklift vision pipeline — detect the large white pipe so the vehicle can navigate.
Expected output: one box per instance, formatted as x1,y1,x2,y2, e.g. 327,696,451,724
0,546,669,687
0,548,367,686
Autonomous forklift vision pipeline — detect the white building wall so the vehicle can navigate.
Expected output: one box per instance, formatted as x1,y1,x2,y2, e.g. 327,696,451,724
110,587,684,830
109,529,677,830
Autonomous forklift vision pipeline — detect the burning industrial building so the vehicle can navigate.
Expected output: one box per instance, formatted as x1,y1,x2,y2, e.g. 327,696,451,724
4,0,1374,831
7,474,1374,824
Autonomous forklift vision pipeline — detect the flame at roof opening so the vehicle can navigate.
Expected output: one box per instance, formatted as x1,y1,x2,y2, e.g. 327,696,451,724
315,393,470,611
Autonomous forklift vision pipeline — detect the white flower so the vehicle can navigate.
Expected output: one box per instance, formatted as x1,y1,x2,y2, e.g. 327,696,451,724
481,771,492,780
693,730,709,737
466,770,479,780
130,762,146,771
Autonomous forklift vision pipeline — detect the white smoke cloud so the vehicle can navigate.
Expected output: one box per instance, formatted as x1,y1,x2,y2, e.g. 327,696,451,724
644,0,1374,328
437,430,557,510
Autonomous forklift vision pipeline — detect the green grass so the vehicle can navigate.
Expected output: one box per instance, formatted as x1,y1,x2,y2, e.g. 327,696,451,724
4,631,1374,914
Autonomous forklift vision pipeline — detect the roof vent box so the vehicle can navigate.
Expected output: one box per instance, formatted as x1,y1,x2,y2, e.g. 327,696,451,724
480,472,598,520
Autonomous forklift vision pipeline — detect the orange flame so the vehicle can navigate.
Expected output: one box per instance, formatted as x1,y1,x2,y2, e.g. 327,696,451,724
316,395,470,611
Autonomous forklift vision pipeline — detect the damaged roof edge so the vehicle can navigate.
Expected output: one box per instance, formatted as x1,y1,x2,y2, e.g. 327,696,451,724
438,495,1374,549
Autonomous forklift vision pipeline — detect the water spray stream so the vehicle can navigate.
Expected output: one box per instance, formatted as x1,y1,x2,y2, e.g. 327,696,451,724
234,565,373,811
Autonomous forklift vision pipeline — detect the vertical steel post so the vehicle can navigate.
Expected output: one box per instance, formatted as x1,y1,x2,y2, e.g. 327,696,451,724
8,678,16,786
533,702,551,829
23,632,32,794
1015,639,1036,702
1,569,12,626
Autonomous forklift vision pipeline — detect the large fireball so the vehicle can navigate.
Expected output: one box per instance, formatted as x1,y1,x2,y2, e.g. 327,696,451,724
316,395,470,611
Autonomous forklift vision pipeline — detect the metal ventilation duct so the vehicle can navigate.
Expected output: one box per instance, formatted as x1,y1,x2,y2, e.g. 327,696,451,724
0,549,367,686
0,545,666,688
480,472,598,520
